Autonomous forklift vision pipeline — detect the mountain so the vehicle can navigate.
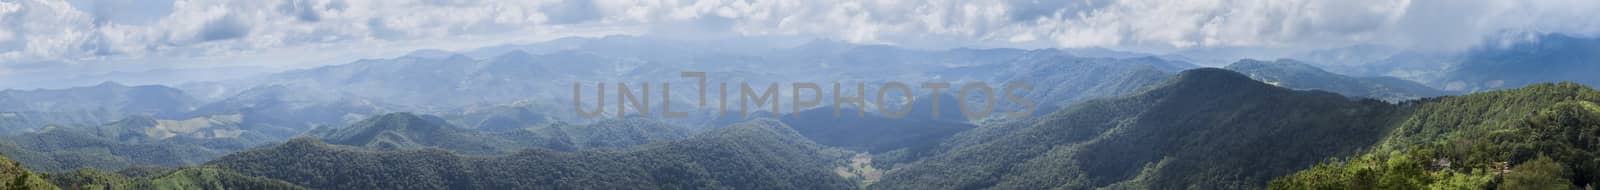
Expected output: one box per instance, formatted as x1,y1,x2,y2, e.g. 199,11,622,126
1436,34,1600,92
1226,59,1447,101
208,119,856,189
1271,82,1600,189
874,68,1403,189
1,154,57,190
177,37,1186,124
0,82,196,117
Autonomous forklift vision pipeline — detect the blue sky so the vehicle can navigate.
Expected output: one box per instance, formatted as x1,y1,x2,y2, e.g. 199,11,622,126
0,0,1598,87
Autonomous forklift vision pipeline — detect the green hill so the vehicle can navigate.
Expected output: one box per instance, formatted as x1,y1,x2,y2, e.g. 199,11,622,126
209,119,854,189
874,68,1405,189
1270,82,1600,189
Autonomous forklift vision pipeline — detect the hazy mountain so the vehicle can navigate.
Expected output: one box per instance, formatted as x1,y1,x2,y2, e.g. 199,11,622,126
209,119,855,189
185,84,391,138
0,82,200,134
947,51,1196,115
1225,59,1447,101
875,68,1402,189
0,82,196,116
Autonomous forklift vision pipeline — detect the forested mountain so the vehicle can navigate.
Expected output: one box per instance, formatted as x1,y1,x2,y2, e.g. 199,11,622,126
874,68,1404,189
208,120,855,190
1226,59,1447,101
1271,82,1600,189
874,68,1600,189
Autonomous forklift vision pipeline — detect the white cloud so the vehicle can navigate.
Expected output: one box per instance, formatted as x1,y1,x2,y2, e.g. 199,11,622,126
0,0,1598,63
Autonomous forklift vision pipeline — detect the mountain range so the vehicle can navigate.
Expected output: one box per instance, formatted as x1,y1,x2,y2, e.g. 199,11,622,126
3,35,1600,189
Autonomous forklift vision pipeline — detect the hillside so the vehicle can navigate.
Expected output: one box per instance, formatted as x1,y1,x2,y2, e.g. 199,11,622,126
1,154,57,190
874,68,1404,189
1271,82,1600,189
45,167,306,190
208,120,855,189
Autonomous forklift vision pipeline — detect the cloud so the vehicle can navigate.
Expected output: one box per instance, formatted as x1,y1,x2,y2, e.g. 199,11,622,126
0,0,1597,63
198,15,250,42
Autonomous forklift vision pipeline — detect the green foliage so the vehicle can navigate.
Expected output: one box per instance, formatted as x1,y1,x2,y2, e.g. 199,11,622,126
43,166,305,190
1500,155,1573,190
1271,82,1600,189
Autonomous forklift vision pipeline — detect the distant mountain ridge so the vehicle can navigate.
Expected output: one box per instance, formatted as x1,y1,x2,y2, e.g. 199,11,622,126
1226,59,1447,101
1436,34,1600,92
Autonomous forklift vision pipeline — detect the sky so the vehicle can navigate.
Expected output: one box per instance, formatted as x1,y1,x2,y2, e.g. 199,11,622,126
0,0,1598,88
